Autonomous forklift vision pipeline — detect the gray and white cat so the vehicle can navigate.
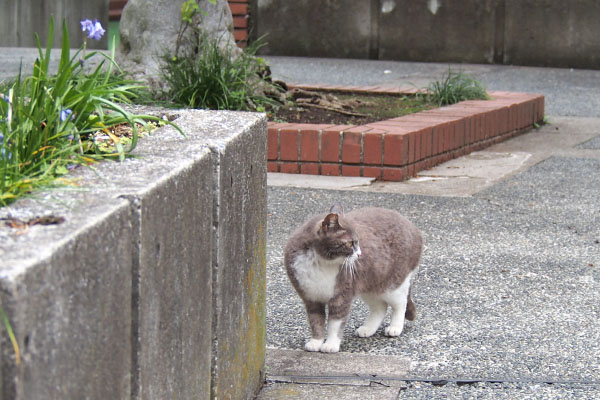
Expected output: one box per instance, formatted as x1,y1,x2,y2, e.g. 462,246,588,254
284,203,422,353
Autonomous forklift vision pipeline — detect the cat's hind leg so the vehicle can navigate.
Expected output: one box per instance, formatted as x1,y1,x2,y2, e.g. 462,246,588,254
383,273,412,337
356,294,387,337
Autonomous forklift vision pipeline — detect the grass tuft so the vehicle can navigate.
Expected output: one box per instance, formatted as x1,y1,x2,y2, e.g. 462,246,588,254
159,35,278,111
427,69,489,106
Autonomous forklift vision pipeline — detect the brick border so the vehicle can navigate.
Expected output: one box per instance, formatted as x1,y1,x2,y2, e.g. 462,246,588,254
268,85,545,181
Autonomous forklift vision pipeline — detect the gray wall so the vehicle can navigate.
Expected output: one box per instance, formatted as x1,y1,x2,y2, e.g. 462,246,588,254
0,0,109,49
253,0,600,69
0,109,267,400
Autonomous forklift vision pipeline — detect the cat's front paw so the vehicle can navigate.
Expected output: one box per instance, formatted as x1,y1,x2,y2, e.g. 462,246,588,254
305,338,324,352
384,325,404,337
320,339,340,353
355,325,376,338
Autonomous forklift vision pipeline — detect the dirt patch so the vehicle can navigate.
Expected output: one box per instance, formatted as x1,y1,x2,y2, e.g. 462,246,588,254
268,89,437,125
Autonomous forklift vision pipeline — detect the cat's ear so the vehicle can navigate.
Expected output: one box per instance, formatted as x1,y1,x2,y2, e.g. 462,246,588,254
330,202,344,215
321,213,340,231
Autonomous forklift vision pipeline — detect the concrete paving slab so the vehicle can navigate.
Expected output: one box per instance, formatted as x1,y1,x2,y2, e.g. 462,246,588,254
267,173,375,190
266,348,411,379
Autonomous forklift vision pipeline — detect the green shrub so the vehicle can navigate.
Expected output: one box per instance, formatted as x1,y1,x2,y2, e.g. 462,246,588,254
159,36,277,111
428,69,489,106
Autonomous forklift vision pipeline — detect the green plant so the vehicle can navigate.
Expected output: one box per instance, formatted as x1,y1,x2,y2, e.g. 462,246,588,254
0,307,20,366
427,69,489,106
160,36,277,111
159,0,280,111
0,18,177,206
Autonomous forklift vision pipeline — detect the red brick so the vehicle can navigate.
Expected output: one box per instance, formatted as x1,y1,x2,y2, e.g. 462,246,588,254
300,163,320,175
321,164,341,176
321,128,343,162
267,161,279,172
280,162,299,174
414,160,429,175
431,124,445,155
234,29,248,41
342,130,363,164
363,166,382,179
300,130,320,162
382,167,408,182
342,165,361,177
267,127,279,160
229,3,248,15
384,132,409,166
363,131,383,165
233,16,247,28
279,128,298,161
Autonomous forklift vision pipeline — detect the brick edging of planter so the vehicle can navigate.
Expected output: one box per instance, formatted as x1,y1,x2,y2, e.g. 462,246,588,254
267,84,545,181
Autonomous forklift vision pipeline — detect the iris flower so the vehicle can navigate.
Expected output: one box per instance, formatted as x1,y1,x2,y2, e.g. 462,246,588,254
80,19,105,41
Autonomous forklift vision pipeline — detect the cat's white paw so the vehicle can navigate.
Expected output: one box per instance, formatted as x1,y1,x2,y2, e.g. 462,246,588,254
320,339,340,353
355,325,376,338
384,325,404,337
305,338,324,352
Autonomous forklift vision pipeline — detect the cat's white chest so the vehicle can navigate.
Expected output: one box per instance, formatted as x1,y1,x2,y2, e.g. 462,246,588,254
291,249,341,303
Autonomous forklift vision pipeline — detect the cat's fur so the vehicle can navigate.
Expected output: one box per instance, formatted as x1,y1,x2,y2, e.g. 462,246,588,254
284,203,422,353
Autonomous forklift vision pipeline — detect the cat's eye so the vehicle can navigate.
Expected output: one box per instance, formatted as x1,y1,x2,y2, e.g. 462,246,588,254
346,241,354,248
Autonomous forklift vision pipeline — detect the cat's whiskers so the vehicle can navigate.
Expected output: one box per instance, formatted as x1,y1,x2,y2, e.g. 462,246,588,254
342,254,359,279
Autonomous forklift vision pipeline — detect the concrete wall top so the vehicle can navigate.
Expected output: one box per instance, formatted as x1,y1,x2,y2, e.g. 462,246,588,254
0,108,263,272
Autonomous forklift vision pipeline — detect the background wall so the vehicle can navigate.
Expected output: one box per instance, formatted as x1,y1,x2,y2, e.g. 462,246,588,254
252,0,600,69
0,0,110,49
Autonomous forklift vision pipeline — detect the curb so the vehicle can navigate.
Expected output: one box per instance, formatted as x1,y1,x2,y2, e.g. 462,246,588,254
267,84,545,181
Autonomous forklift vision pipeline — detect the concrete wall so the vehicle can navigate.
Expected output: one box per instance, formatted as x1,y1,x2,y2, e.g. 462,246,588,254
0,0,109,49
253,0,600,69
0,109,267,400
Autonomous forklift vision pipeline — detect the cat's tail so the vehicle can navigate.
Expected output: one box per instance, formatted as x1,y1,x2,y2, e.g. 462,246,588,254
405,289,416,321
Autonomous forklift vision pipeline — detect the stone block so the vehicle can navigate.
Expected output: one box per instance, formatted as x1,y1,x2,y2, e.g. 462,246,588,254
0,108,268,400
211,113,268,400
0,198,134,400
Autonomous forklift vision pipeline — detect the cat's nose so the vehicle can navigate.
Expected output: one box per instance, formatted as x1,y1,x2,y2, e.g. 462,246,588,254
356,247,362,257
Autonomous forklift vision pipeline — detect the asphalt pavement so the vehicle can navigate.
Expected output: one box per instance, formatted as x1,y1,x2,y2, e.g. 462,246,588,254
260,57,600,400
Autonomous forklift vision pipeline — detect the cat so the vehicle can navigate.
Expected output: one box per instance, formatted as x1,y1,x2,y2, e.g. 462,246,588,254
284,203,422,353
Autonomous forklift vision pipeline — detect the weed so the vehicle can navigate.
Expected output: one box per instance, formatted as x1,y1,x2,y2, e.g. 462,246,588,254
427,69,488,106
159,35,277,111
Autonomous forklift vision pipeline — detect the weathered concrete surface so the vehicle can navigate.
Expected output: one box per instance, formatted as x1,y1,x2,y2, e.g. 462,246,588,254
503,0,600,68
0,109,267,400
378,0,499,63
0,0,109,49
117,0,238,88
0,200,134,400
254,0,374,59
135,157,214,399
211,111,268,400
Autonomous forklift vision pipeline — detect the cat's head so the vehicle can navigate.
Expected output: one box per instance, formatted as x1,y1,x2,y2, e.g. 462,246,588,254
314,204,362,262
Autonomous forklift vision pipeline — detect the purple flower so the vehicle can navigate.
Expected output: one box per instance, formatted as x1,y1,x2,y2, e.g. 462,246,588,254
60,109,74,122
1,133,11,160
80,18,105,41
